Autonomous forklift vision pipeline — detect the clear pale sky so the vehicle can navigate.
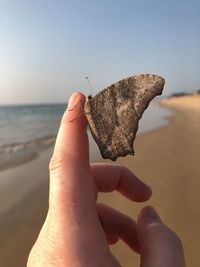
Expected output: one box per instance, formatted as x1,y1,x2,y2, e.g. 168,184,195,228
1,0,200,104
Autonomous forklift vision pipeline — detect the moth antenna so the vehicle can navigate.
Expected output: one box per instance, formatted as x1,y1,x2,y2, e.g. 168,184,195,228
85,76,93,97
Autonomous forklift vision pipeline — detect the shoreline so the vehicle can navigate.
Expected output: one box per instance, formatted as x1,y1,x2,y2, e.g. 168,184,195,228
1,95,200,266
0,135,56,172
0,101,172,172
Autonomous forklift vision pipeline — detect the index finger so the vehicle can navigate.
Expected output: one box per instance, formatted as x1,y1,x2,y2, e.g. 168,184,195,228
49,93,95,218
52,92,89,166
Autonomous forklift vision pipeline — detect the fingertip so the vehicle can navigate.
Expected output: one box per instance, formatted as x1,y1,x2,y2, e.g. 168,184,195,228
67,92,86,111
53,91,89,164
134,184,152,202
137,206,162,244
126,173,152,202
138,206,162,226
137,206,184,247
137,206,186,267
119,167,152,202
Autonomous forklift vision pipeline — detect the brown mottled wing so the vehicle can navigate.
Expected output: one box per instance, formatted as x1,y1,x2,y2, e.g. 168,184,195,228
131,74,165,119
84,74,165,161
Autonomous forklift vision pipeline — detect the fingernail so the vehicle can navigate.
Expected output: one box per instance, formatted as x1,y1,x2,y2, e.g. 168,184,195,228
144,206,162,224
68,93,80,110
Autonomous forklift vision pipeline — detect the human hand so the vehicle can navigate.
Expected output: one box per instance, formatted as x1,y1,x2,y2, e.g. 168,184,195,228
27,93,186,267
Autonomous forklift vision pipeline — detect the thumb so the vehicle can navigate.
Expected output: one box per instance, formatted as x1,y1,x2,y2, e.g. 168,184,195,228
137,206,186,267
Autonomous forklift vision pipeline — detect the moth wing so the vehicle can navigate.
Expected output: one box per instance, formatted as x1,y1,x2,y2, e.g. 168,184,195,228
84,74,165,161
130,74,165,118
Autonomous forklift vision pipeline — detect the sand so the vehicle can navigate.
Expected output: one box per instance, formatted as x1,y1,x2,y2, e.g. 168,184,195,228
0,149,51,267
160,94,200,112
0,95,200,267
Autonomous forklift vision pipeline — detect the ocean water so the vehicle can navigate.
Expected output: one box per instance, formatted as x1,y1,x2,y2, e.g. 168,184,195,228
0,104,66,170
138,101,172,133
0,102,172,168
0,104,66,148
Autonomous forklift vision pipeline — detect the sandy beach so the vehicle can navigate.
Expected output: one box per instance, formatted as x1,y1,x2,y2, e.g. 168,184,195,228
1,95,200,267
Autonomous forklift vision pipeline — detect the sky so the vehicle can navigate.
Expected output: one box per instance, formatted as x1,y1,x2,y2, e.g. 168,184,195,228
0,0,200,104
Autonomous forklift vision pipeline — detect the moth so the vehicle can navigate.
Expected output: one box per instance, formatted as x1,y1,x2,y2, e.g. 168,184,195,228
84,74,165,161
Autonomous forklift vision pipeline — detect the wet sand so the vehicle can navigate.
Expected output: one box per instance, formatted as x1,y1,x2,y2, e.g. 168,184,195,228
0,96,200,267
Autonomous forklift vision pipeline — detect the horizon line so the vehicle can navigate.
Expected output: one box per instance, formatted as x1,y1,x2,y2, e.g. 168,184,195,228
0,102,68,107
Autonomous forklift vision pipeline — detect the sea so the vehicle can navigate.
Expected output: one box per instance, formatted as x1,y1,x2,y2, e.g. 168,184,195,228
0,101,172,169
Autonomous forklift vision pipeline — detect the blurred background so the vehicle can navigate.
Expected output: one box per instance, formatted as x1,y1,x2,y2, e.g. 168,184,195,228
0,1,200,266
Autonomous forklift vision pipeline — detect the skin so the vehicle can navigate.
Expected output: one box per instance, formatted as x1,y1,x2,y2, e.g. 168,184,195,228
27,93,186,267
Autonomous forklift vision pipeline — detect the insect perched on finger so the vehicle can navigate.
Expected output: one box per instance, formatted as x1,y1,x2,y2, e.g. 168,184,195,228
84,74,165,161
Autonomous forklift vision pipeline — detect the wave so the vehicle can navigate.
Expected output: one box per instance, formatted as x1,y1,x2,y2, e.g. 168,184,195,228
0,135,56,155
0,135,56,171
